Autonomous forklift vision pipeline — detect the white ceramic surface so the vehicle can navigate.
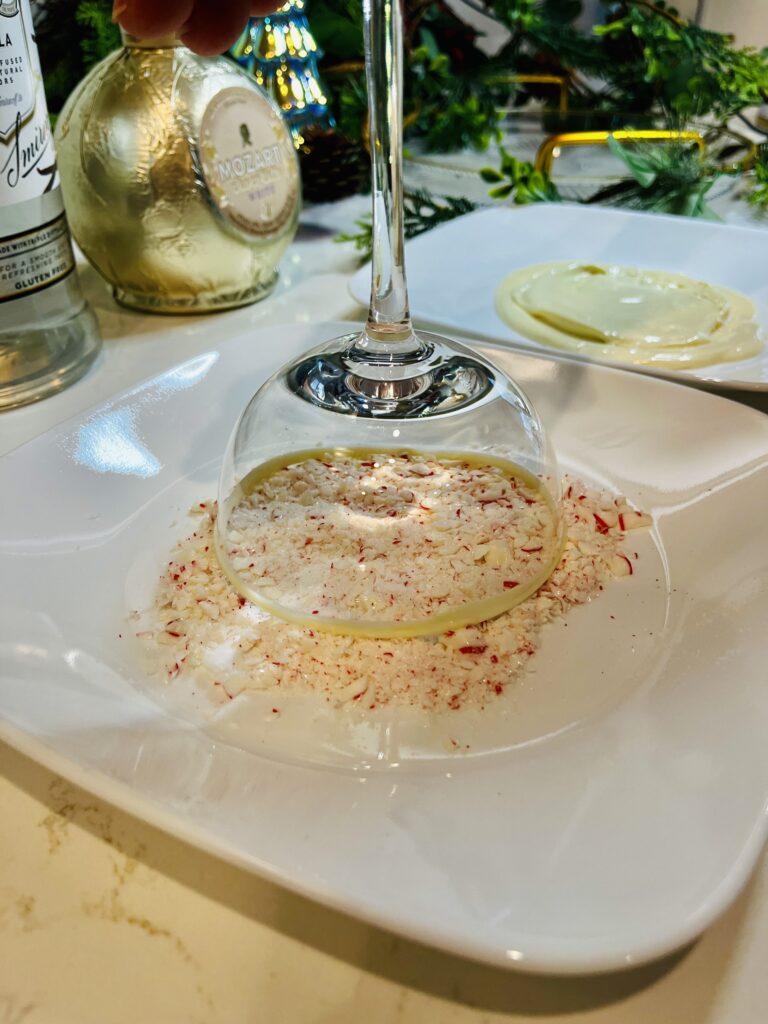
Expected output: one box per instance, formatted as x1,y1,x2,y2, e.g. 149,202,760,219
349,204,768,390
1,321,767,974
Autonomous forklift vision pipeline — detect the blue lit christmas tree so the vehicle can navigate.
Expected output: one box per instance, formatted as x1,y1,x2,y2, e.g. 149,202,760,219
230,0,332,141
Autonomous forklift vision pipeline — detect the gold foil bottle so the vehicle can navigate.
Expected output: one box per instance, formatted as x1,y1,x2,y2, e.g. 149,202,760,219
54,33,300,314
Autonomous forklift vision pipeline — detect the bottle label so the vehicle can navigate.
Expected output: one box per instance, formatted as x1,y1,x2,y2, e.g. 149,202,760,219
0,212,75,302
198,86,299,239
0,0,59,208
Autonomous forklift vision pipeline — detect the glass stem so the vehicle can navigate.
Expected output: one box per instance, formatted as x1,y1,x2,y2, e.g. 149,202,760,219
363,0,417,351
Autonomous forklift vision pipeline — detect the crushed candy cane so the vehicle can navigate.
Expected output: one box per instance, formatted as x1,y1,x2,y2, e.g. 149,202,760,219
222,452,559,621
136,472,651,713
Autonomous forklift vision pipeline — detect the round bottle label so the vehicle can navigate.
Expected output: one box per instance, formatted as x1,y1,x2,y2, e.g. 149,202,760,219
198,86,299,240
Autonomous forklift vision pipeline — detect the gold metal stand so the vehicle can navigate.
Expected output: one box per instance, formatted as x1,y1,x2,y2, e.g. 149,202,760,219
534,129,706,174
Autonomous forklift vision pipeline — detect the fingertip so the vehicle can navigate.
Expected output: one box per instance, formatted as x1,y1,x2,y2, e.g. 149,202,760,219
178,0,253,56
115,0,195,40
177,30,231,57
249,1,281,14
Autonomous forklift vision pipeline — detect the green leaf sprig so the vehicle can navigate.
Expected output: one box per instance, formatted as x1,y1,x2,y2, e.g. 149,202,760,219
480,148,561,204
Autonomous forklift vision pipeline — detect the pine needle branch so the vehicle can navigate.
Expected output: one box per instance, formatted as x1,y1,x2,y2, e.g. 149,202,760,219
336,189,476,263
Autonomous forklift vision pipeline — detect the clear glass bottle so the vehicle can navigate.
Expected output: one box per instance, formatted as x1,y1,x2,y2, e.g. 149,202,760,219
54,32,301,315
0,0,100,411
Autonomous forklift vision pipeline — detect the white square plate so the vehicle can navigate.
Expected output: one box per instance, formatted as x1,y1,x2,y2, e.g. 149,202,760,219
1,321,767,974
349,205,768,390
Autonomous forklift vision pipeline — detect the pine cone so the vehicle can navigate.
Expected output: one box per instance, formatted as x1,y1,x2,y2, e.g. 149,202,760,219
298,128,368,204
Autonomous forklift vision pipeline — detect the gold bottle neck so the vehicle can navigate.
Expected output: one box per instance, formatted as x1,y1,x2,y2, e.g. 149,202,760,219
120,30,182,50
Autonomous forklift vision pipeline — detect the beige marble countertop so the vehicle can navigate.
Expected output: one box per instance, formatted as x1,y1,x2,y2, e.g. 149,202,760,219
1,195,766,1022
2,737,767,1024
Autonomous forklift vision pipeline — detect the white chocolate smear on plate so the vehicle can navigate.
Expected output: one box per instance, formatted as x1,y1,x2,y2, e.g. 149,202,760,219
496,262,762,369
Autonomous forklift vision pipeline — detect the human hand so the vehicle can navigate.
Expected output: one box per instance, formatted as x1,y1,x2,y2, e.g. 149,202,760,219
113,0,279,57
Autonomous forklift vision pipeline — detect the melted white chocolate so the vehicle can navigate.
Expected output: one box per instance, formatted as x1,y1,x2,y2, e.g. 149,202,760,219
495,262,763,369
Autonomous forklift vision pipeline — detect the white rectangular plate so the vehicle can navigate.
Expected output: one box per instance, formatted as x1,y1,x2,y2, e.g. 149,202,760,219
349,204,768,390
1,321,767,975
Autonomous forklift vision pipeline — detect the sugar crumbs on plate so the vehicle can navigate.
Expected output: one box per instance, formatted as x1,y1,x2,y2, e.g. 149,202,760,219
137,472,651,713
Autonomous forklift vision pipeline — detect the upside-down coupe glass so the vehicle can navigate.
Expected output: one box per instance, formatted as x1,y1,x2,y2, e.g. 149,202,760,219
216,0,562,638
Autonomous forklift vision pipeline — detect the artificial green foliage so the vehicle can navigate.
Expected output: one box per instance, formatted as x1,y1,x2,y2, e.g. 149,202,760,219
76,1,121,69
408,43,502,151
314,0,508,150
402,1,509,151
402,187,477,235
39,0,768,153
36,0,768,226
480,148,561,203
585,137,721,217
34,0,119,115
335,216,376,262
493,0,604,78
334,72,370,142
475,134,722,217
747,145,768,212
336,189,476,262
594,2,768,121
34,0,84,114
313,0,768,159
308,0,364,62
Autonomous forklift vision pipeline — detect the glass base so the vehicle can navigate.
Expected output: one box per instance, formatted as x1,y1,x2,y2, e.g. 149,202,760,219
0,303,101,411
113,271,279,315
287,331,495,418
